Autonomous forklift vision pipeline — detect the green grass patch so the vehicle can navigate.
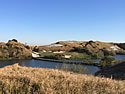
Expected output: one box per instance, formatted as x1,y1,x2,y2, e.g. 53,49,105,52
64,52,91,60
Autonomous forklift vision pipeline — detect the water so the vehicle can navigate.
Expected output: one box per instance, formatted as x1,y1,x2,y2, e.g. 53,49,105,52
114,55,125,60
0,59,99,75
0,55,125,75
71,55,125,63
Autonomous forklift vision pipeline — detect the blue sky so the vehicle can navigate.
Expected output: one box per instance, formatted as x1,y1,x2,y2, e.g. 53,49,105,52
0,0,125,45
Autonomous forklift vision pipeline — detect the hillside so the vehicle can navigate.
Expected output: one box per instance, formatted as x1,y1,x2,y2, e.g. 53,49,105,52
116,43,125,50
33,41,125,59
0,40,32,60
95,61,125,80
0,40,125,60
0,64,125,94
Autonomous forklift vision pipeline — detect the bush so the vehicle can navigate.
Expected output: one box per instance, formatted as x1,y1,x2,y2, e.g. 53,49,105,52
56,64,89,74
33,46,39,52
91,53,100,59
14,46,19,49
99,56,115,67
102,56,115,62
82,47,92,55
103,49,116,56
85,40,95,46
11,39,18,42
25,46,30,49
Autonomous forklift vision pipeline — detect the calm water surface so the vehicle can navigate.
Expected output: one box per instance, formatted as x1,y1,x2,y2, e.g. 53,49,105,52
0,55,125,75
114,55,125,60
0,59,99,75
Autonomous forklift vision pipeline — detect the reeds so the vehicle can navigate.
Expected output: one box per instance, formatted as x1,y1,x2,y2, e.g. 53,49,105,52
0,64,124,94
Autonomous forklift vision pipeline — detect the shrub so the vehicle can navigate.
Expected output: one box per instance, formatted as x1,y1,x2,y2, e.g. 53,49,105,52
11,39,18,42
56,64,89,74
99,56,115,67
102,56,115,62
85,40,95,46
14,46,19,49
25,46,30,49
33,46,39,52
103,49,116,56
82,47,92,55
91,53,100,59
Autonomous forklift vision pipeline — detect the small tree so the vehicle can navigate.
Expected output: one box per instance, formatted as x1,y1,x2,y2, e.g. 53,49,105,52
102,56,115,62
103,49,116,56
99,56,115,67
25,45,30,49
11,39,18,42
33,46,39,52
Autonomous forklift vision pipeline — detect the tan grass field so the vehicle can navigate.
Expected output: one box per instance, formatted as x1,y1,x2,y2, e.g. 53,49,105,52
0,64,125,94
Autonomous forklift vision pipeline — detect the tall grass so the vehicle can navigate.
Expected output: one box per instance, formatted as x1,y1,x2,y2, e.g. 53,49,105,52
0,64,125,94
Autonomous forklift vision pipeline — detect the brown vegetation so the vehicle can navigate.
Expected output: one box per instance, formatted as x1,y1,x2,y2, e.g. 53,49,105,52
0,40,32,60
36,41,116,51
34,41,125,59
0,64,125,94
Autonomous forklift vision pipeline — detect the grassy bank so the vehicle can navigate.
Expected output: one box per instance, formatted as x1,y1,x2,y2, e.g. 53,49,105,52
0,64,125,94
39,52,97,60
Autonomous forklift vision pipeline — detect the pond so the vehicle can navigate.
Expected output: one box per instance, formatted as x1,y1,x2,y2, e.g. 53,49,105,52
114,55,125,60
67,55,125,63
0,55,125,75
0,59,99,75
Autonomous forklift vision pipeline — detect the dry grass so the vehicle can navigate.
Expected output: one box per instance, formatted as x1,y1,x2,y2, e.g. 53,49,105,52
0,64,125,94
